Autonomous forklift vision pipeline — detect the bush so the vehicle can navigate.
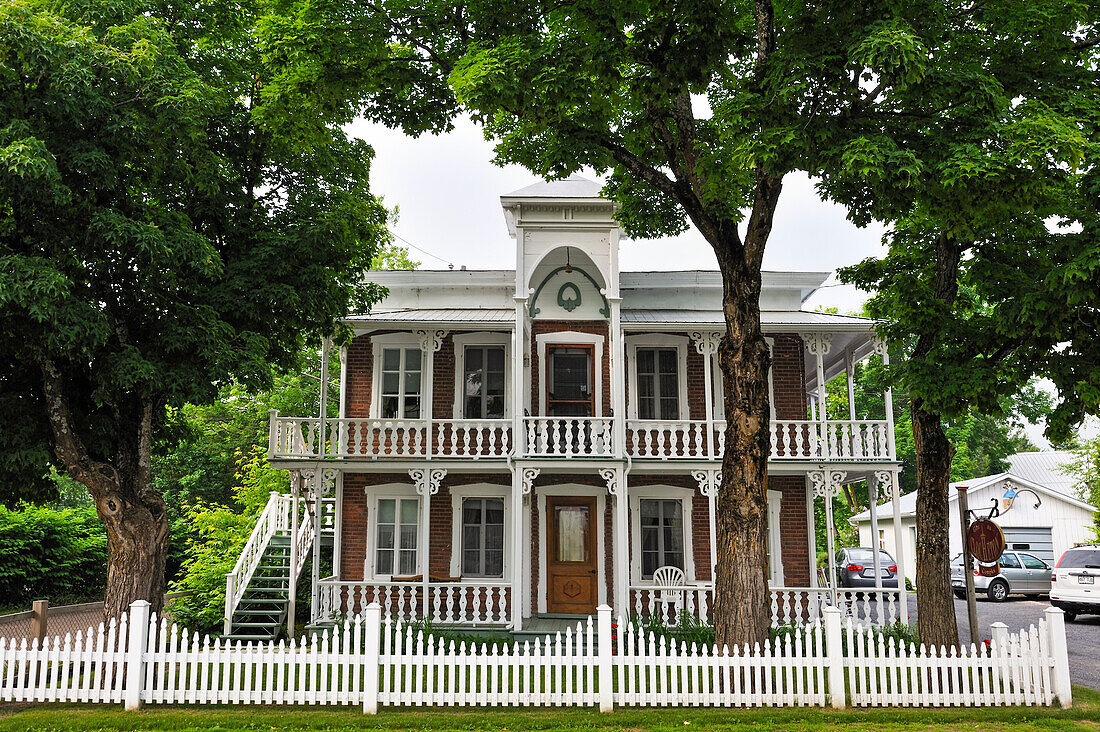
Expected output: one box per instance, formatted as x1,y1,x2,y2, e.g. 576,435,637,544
0,504,107,609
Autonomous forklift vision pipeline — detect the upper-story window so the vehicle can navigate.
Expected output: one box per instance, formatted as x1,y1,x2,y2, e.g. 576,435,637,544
636,348,679,420
463,346,505,419
379,347,422,418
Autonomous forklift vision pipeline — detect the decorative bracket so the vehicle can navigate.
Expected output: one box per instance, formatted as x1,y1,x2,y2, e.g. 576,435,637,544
692,469,722,498
599,468,618,496
808,467,846,499
800,332,834,357
520,467,541,496
870,335,888,357
409,468,447,496
689,331,722,356
416,329,448,353
874,470,900,504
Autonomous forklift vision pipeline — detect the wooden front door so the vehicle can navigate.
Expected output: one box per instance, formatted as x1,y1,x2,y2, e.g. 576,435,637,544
546,496,598,614
546,345,595,417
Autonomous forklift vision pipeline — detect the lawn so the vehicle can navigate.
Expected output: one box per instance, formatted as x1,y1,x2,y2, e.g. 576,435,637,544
2,688,1099,732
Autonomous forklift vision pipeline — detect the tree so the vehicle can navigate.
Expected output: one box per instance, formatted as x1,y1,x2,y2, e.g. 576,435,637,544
259,0,1020,647
0,0,390,618
830,2,1100,644
1065,436,1100,535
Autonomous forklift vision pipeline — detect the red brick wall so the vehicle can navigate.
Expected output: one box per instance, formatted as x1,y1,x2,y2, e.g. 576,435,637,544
770,334,807,420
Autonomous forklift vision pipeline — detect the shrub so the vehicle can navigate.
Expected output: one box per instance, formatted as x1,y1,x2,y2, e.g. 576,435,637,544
0,504,107,609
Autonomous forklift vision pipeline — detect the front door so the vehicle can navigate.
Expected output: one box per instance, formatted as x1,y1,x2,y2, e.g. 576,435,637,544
546,496,598,614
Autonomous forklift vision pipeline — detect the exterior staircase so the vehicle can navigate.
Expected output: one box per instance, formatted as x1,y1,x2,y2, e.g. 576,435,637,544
223,492,334,642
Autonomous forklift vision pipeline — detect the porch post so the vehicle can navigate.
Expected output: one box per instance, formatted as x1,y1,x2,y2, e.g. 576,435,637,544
874,336,897,460
603,467,629,617
288,471,299,635
880,470,909,623
410,468,446,622
333,472,343,578
845,349,856,422
510,466,533,630
416,330,446,459
800,333,833,458
690,332,721,457
311,488,322,622
811,468,844,608
609,296,625,456
806,476,818,589
319,338,330,454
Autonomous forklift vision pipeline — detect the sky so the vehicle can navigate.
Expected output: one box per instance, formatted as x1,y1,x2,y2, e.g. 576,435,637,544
345,116,1096,448
346,116,888,314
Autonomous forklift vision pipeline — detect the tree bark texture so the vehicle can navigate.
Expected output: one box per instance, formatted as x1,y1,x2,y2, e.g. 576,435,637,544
912,397,958,648
39,360,169,620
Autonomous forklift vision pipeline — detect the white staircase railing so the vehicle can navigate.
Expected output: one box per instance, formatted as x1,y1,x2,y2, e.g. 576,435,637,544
223,492,291,634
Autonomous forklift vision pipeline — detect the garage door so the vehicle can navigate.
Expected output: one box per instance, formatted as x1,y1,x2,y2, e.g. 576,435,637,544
1001,527,1054,563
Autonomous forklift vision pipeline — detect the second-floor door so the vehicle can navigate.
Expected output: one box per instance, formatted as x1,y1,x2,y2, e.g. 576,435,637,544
547,345,594,417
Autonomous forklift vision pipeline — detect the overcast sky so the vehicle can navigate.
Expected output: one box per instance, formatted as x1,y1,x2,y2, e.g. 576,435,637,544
346,116,888,314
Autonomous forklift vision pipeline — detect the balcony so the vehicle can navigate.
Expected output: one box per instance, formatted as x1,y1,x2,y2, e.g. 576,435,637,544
268,414,893,462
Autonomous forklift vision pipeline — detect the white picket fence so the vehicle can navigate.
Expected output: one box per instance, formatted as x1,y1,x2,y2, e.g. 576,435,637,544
0,601,1073,711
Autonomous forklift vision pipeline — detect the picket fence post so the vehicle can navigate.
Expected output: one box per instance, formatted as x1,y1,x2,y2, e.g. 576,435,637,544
596,605,613,712
124,600,151,710
363,602,382,714
1045,607,1071,708
822,606,845,709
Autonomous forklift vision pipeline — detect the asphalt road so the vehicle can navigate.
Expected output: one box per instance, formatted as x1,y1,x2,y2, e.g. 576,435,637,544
907,595,1100,691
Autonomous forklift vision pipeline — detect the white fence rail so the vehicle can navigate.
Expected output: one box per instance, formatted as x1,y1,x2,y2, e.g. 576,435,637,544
0,601,1071,711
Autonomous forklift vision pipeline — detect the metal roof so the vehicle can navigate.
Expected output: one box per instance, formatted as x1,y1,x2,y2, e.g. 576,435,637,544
1006,451,1078,495
621,310,874,328
348,309,515,324
501,175,604,199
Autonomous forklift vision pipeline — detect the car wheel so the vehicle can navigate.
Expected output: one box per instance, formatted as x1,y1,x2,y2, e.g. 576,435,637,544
953,590,966,599
1065,611,1077,622
987,580,1009,602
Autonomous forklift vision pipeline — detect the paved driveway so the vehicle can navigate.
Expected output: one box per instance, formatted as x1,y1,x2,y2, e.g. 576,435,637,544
942,595,1100,691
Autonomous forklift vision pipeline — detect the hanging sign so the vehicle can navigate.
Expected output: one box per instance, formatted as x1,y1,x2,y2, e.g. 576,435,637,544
979,563,1000,577
967,519,1006,564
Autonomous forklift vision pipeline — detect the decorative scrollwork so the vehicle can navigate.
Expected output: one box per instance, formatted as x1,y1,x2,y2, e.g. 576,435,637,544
875,470,899,503
692,469,721,498
320,468,339,497
599,468,618,496
689,331,722,356
800,332,834,357
415,329,448,352
809,468,843,499
520,467,541,496
870,335,888,357
409,468,447,496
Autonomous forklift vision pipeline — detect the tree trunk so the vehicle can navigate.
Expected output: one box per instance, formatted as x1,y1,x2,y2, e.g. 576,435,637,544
912,397,958,648
39,360,169,620
711,228,775,650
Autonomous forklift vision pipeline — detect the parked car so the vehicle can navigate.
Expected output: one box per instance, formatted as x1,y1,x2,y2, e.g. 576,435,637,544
951,551,1051,601
833,548,900,589
1050,544,1100,622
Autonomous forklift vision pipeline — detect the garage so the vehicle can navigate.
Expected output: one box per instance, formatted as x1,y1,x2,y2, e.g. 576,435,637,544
1001,527,1054,563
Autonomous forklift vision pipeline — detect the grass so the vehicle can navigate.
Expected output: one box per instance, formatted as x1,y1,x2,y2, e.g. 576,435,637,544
1,686,1099,731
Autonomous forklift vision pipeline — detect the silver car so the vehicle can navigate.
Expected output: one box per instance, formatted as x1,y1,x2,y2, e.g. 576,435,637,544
951,551,1052,602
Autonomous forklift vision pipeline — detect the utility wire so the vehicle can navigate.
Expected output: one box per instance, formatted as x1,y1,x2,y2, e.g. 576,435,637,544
392,232,456,269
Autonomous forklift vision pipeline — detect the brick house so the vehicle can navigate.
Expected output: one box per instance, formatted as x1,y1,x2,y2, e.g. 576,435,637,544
251,177,907,635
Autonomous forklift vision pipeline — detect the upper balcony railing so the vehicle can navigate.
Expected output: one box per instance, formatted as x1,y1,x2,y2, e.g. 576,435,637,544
269,413,893,462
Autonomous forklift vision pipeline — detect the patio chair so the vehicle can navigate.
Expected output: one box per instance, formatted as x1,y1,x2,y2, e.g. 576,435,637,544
651,565,687,622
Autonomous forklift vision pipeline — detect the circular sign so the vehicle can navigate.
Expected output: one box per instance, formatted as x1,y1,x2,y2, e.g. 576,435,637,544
967,519,1006,564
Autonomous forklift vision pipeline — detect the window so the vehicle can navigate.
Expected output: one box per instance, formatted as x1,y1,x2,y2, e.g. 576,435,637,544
375,498,419,576
636,348,679,420
463,346,505,418
999,553,1021,569
640,499,684,579
461,497,504,577
1020,554,1047,569
380,347,422,418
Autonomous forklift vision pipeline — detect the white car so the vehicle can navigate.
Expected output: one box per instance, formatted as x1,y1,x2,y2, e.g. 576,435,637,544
1050,544,1100,622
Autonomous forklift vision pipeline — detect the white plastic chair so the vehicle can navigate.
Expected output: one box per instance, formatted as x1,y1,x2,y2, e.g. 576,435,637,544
651,565,686,622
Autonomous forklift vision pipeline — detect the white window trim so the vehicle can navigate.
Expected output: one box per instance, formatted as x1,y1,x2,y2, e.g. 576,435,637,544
710,352,725,421
767,488,784,586
535,331,605,417
625,334,689,421
629,485,697,585
452,333,512,420
448,483,511,580
369,333,424,419
363,483,420,581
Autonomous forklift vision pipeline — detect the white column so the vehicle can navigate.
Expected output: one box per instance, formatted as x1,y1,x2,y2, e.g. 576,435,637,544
410,468,445,621
416,330,446,459
603,467,629,616
288,472,299,635
609,296,625,456
879,470,909,623
845,349,856,422
875,337,897,460
693,470,720,582
867,473,883,621
511,467,538,630
333,472,343,578
691,332,721,457
801,333,833,458
319,339,330,453
513,299,526,455
812,469,844,607
806,476,818,589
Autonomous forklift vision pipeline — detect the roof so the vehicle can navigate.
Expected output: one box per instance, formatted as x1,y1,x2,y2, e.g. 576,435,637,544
502,175,605,199
1006,451,1078,495
347,308,515,325
621,310,874,328
850,470,1096,523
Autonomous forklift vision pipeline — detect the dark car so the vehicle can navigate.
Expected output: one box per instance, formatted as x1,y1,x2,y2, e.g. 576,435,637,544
833,547,900,589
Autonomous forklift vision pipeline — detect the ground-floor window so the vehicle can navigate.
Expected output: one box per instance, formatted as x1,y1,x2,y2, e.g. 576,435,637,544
640,498,684,579
376,497,419,576
461,497,504,577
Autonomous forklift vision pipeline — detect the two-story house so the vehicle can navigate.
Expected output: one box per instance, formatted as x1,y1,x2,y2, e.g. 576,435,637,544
228,177,908,639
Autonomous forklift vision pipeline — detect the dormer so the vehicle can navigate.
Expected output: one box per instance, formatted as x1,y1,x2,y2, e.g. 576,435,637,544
501,176,620,318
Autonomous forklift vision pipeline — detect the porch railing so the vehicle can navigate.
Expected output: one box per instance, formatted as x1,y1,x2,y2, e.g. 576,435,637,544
628,584,904,627
316,578,511,627
223,492,291,634
269,413,892,461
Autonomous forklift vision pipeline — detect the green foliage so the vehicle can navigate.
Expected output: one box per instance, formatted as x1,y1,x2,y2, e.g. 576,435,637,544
402,618,515,653
636,611,716,648
1065,437,1100,535
0,504,106,608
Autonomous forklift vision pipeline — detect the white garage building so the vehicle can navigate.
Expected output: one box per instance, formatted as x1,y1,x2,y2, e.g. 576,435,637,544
851,452,1096,582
